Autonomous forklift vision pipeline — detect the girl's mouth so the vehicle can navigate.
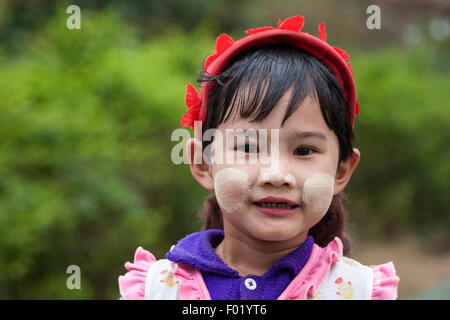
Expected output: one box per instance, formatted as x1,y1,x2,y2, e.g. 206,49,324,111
252,196,299,216
253,202,297,209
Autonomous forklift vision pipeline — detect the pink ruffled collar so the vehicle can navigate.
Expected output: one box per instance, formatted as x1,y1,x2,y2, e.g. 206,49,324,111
119,237,345,300
277,237,343,299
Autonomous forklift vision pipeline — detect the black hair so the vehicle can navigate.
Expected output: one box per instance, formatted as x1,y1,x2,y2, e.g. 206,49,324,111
198,44,355,163
196,44,356,255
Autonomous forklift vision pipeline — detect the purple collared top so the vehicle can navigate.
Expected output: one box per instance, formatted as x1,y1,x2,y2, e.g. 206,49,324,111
166,229,314,300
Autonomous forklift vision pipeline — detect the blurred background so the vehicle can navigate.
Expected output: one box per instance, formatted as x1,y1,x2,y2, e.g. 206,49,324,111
0,0,448,299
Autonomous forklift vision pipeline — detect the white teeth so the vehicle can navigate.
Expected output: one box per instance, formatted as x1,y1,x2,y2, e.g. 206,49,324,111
257,202,294,209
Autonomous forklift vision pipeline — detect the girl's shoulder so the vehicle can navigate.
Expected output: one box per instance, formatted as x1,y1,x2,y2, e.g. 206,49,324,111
118,246,209,300
118,246,158,300
313,255,399,300
282,237,399,300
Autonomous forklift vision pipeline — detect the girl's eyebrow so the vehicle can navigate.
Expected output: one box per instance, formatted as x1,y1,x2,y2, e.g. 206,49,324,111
291,131,327,140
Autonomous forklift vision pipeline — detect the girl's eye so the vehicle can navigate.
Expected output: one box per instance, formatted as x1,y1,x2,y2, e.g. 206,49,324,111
294,147,315,156
236,144,259,153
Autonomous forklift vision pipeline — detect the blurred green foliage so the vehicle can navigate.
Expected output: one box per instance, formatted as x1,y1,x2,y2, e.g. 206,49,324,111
348,46,450,247
0,6,448,299
0,8,210,299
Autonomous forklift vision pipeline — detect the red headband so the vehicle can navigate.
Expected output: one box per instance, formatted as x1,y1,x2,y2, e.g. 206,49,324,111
181,15,360,132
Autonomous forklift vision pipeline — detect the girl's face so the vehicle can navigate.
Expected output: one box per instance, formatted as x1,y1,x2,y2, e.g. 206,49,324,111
208,89,342,243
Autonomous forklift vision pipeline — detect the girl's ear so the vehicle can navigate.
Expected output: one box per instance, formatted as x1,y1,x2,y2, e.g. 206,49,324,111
333,148,360,195
187,138,214,191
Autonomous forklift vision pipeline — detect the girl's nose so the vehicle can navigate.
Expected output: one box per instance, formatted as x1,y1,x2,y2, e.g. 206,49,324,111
258,171,296,188
257,145,296,188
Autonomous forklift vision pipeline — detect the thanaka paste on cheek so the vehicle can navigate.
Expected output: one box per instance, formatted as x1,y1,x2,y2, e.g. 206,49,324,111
301,173,335,217
214,168,250,213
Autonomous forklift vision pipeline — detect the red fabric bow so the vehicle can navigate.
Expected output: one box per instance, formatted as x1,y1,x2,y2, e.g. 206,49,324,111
204,33,235,70
246,15,305,34
180,83,201,130
318,22,359,115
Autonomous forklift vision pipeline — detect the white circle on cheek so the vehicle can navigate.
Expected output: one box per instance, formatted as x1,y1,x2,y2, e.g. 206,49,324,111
214,168,250,213
301,173,335,218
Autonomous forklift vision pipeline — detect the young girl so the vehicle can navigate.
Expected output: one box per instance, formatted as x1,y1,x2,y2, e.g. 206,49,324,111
118,15,399,300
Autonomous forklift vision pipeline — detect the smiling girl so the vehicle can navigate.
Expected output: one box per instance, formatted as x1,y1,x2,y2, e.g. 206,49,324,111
118,15,399,300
